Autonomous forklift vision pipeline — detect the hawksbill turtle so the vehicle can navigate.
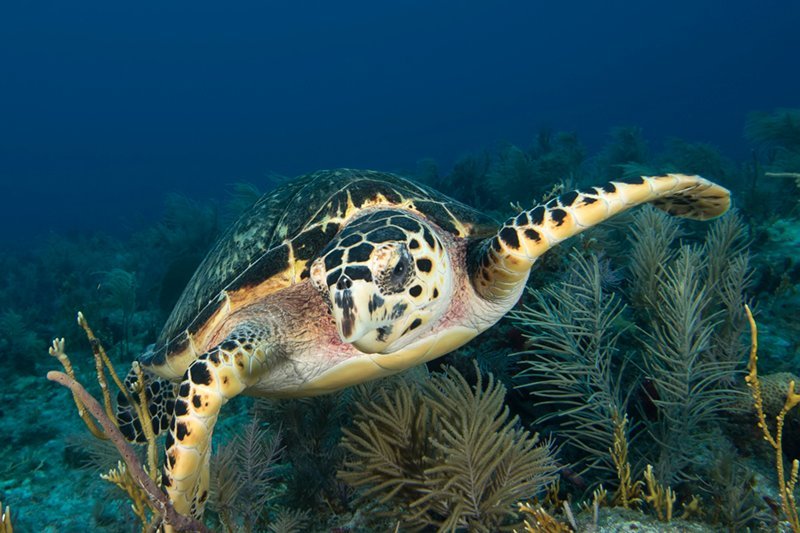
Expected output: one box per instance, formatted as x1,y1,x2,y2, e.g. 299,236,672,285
115,168,730,518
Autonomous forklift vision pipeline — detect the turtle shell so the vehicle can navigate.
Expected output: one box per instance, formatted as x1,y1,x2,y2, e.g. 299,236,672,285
144,168,497,374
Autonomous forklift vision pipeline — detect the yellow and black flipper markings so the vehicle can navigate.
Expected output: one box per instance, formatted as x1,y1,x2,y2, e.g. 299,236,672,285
162,324,271,518
115,367,176,444
472,174,730,301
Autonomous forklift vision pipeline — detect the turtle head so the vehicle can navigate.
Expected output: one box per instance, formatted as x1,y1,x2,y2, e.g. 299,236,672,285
311,210,451,354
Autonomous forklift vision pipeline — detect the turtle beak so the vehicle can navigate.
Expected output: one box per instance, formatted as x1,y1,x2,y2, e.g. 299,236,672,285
331,279,374,347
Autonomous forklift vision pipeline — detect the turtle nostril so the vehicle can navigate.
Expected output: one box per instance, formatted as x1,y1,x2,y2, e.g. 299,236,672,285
336,276,352,290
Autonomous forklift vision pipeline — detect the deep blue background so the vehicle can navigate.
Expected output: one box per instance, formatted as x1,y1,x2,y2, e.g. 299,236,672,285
2,1,798,244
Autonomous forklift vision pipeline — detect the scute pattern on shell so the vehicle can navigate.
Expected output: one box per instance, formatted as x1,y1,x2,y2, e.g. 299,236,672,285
150,168,498,367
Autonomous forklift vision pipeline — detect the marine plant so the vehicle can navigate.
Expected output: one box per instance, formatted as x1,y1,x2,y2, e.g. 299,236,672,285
416,150,493,210
265,508,311,533
706,446,770,531
746,108,800,214
745,108,800,156
46,313,208,532
0,499,11,533
509,205,754,529
637,245,741,484
210,417,283,533
626,209,751,484
96,268,137,358
595,126,649,181
626,205,682,310
152,193,219,256
703,211,752,369
511,251,630,478
744,305,800,532
488,130,584,207
223,182,263,226
0,309,41,374
339,365,558,532
420,129,584,212
253,392,353,512
660,138,738,185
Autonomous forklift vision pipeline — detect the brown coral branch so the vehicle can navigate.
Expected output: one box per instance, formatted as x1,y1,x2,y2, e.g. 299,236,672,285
743,304,800,532
610,412,642,509
48,338,106,440
643,464,675,522
47,370,208,533
0,499,12,533
132,361,159,479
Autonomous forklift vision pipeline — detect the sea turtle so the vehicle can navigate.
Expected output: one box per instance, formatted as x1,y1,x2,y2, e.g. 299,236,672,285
116,168,730,518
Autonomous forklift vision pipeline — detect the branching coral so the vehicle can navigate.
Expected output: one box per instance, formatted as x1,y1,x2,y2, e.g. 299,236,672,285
626,206,681,310
596,126,649,181
627,210,750,484
745,108,800,154
703,211,752,370
638,246,740,484
47,313,208,533
100,461,151,525
488,132,584,207
339,365,557,532
516,502,573,533
642,464,676,522
211,417,283,533
0,500,11,533
266,508,311,533
512,252,629,478
744,305,800,532
609,413,642,509
0,309,42,374
253,391,353,511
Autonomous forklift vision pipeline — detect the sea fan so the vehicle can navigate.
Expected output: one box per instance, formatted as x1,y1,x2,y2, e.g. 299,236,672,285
340,365,557,532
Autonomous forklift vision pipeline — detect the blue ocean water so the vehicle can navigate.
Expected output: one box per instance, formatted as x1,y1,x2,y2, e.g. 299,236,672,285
1,1,798,243
0,1,799,531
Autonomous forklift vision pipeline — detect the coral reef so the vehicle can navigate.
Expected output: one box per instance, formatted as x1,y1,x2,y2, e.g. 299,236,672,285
3,111,798,531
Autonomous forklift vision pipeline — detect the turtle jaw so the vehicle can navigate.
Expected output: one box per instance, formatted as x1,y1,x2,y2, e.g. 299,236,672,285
331,283,381,350
330,281,414,354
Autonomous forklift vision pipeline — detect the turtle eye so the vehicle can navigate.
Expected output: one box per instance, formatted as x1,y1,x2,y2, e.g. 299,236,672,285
384,247,413,292
390,256,410,285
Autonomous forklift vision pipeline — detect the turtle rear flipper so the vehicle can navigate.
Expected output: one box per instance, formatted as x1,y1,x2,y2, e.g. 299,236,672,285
116,365,176,444
472,173,731,301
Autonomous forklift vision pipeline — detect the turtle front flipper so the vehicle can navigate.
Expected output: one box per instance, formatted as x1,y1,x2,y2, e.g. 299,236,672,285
164,322,272,518
472,173,730,302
